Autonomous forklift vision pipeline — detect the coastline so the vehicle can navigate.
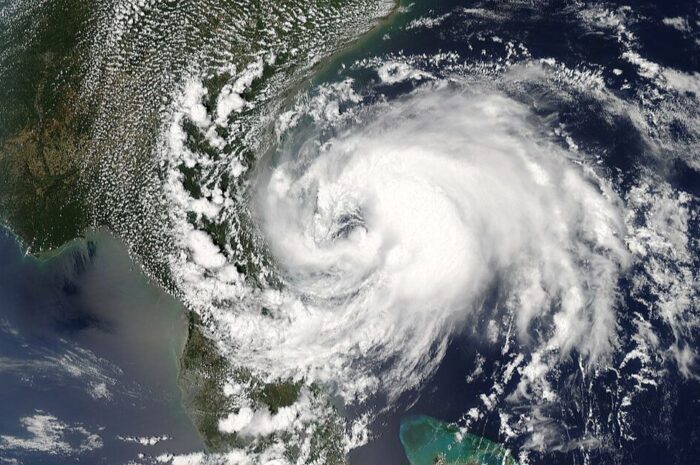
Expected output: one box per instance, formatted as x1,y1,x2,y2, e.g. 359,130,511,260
0,224,203,461
0,0,409,459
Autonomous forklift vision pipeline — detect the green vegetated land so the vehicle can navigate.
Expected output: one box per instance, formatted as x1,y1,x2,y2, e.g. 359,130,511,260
0,0,397,459
179,312,345,462
0,0,96,251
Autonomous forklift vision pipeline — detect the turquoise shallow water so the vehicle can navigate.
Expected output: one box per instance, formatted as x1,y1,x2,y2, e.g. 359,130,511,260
0,226,202,464
400,415,517,465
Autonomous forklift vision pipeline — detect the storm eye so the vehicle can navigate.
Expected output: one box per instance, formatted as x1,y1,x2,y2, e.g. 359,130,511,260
331,210,367,241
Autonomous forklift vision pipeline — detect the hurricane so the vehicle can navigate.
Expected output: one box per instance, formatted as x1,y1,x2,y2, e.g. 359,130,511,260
253,86,630,403
154,38,700,457
156,45,700,462
3,0,698,464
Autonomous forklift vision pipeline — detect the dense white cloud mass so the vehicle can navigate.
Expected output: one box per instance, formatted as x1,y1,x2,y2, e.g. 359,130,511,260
227,87,631,403
159,47,699,460
150,2,698,460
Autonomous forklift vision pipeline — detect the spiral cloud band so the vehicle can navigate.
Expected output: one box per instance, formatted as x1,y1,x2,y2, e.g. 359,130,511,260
243,86,632,403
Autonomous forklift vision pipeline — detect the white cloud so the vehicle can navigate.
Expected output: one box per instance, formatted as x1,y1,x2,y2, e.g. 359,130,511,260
405,12,452,31
376,61,432,84
243,86,630,405
662,16,691,33
218,405,298,438
218,390,317,438
623,51,661,79
89,382,111,400
0,412,102,455
118,434,170,446
187,229,226,269
182,80,210,128
626,180,698,378
0,344,120,403
157,31,700,458
215,57,268,126
158,389,341,464
662,69,700,96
